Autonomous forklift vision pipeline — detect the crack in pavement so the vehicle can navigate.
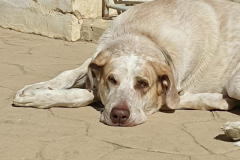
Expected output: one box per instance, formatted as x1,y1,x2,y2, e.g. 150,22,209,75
47,109,54,117
48,108,90,124
0,85,14,91
35,145,52,160
40,111,222,157
223,149,240,156
1,38,21,47
12,63,27,75
181,124,214,154
49,108,91,137
97,149,119,160
0,62,27,75
0,85,15,101
86,130,194,157
211,111,220,121
0,30,20,39
42,54,82,61
26,47,33,55
85,123,91,136
34,143,49,160
149,118,214,125
1,36,35,47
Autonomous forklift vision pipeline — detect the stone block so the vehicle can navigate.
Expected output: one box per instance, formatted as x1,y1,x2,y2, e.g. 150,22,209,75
0,0,151,41
91,19,110,43
81,19,94,41
80,19,110,43
0,0,103,41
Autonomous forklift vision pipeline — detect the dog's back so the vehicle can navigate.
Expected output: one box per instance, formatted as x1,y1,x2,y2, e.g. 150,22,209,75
96,0,240,94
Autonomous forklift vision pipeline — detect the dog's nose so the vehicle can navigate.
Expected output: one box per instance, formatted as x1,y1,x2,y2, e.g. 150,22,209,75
110,108,130,125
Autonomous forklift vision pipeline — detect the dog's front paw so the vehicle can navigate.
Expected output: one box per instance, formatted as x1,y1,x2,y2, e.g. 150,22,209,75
13,84,52,108
222,121,240,141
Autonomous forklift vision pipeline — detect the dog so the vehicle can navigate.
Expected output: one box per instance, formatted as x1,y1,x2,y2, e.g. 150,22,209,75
13,0,240,137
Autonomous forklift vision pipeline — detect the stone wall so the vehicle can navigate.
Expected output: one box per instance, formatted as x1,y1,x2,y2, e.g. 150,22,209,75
0,0,103,41
0,0,152,41
1,0,238,42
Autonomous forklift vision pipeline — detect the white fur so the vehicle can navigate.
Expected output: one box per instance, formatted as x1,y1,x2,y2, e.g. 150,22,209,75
13,0,240,131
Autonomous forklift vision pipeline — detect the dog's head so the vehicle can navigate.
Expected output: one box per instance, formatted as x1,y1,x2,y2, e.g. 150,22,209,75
87,36,180,126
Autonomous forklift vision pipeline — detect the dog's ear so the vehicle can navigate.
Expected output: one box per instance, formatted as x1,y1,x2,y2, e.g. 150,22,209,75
151,61,180,110
86,50,110,90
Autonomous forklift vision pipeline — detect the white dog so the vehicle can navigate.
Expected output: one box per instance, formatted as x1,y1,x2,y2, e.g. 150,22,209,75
13,0,240,139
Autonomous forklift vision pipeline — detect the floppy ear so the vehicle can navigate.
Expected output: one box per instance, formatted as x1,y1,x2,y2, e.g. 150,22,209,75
151,61,180,109
86,50,110,90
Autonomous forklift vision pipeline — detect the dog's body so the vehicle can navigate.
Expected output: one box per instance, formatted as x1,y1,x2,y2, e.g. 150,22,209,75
14,0,240,130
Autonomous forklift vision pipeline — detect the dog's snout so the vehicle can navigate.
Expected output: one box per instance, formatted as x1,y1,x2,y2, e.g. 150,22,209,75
110,108,130,125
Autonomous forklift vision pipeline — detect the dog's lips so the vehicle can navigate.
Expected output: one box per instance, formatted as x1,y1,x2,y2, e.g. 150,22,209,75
100,115,146,127
101,122,136,127
100,118,138,127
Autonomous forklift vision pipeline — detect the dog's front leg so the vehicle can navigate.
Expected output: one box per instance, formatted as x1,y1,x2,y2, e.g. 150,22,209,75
13,88,94,109
176,92,238,110
13,58,92,108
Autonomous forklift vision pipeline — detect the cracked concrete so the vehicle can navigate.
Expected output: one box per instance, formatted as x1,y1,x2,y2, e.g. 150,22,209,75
0,27,239,160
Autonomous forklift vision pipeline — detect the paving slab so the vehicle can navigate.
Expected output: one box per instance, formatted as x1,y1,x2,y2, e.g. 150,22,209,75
100,149,190,160
0,27,239,160
41,136,115,160
88,121,209,155
0,135,45,160
183,121,239,154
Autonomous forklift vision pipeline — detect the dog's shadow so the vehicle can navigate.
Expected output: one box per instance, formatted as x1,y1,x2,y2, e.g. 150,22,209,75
90,101,105,113
229,106,240,116
214,134,235,143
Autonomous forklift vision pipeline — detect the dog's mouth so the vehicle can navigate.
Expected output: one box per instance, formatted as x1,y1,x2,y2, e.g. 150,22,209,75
100,119,137,127
100,113,146,127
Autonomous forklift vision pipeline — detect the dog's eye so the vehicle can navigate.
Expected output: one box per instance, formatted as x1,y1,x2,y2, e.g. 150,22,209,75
136,80,149,89
108,76,117,85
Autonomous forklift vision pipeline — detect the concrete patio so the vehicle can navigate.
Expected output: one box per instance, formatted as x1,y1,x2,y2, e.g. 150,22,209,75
0,27,239,160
